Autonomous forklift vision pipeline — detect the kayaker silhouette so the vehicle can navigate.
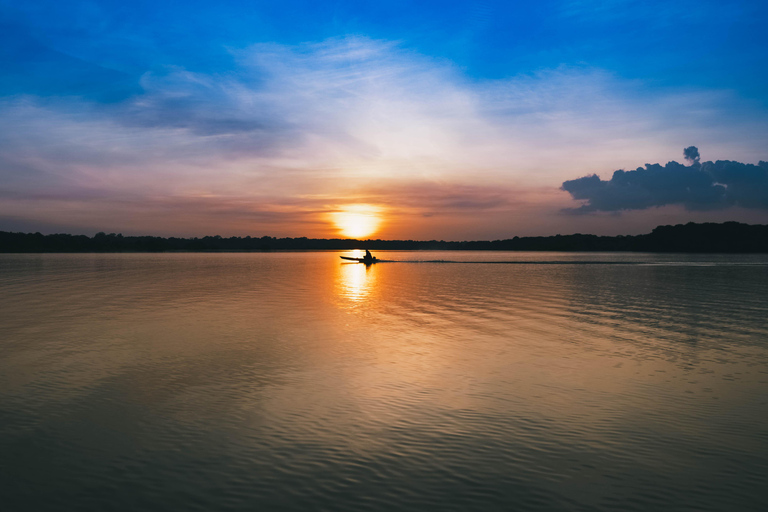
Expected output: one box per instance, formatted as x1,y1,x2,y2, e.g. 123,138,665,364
339,251,377,264
363,250,378,264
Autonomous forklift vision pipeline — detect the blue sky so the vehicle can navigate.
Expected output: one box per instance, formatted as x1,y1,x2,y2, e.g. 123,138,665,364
1,0,767,237
5,0,767,99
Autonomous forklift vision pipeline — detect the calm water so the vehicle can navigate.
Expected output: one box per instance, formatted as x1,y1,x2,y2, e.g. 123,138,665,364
1,251,767,511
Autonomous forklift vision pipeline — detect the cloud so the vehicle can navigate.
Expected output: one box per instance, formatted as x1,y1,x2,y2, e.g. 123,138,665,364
562,148,768,214
2,36,768,236
683,145,700,165
346,182,517,211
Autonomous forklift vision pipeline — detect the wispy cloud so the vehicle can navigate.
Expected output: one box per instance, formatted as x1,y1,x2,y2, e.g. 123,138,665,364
1,36,767,236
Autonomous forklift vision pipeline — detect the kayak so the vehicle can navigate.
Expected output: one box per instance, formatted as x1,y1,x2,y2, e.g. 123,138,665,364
340,256,378,263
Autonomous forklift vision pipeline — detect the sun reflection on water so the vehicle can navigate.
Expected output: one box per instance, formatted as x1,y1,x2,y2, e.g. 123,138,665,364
337,250,377,303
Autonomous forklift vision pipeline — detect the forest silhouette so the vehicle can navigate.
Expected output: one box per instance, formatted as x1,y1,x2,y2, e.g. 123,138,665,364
1,222,767,253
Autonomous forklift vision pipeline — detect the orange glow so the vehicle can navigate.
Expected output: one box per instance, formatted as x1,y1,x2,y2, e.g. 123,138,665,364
330,205,383,239
337,251,376,303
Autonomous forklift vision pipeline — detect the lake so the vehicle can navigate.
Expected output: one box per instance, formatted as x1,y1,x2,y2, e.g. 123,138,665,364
1,251,767,511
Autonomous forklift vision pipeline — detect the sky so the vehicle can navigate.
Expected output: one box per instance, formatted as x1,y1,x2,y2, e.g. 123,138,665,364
1,0,768,239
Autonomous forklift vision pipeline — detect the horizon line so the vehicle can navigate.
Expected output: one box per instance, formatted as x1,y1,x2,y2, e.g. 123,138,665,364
1,220,763,244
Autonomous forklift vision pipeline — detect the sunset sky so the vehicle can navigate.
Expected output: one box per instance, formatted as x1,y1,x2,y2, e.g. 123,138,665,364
2,0,767,239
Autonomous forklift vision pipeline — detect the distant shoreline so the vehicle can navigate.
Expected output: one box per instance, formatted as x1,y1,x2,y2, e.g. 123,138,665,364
1,221,767,253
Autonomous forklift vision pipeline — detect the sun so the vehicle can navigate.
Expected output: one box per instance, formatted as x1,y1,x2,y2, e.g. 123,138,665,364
330,204,383,239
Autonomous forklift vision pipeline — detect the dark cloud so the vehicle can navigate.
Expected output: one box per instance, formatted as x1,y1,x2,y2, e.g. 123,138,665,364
561,149,768,213
683,145,700,165
119,95,274,136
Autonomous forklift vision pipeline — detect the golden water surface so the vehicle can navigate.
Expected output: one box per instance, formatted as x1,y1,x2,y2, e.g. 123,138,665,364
1,251,767,511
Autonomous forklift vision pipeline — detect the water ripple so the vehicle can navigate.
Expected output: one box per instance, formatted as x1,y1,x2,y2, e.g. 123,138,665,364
1,252,767,511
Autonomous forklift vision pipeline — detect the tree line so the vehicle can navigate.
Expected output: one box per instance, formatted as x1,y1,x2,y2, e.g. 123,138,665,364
1,222,767,253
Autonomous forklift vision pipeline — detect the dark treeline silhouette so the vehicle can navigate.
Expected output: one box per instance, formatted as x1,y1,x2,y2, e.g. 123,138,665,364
1,222,767,253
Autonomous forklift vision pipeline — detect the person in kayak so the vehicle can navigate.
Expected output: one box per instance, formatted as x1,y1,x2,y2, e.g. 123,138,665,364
364,250,372,260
